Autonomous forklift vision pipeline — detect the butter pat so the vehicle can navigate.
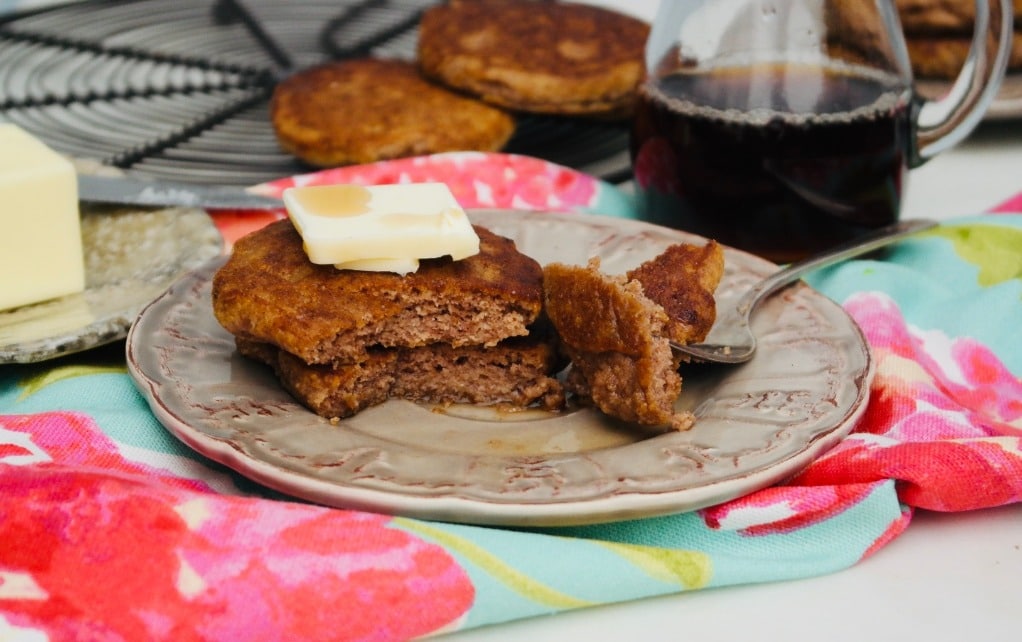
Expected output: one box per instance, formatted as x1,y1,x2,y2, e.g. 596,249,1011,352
283,183,479,272
334,257,421,274
0,124,85,311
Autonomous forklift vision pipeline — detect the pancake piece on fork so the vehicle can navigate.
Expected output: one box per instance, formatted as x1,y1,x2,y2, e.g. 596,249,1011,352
543,241,724,430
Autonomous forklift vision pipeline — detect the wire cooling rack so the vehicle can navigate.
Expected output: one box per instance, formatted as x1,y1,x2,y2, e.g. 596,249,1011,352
0,0,632,186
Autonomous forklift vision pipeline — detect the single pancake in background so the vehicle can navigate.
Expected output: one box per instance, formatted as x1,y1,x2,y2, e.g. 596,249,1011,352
417,0,649,119
270,58,515,167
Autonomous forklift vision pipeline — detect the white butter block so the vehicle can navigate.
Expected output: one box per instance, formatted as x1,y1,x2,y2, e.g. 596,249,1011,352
334,257,420,274
283,182,479,271
0,124,85,311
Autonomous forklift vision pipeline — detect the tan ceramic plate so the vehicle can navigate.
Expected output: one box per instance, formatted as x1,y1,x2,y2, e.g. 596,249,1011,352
0,203,222,364
127,210,873,527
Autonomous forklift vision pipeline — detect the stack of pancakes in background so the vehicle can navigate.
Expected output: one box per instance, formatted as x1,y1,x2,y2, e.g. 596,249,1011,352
270,0,649,168
897,0,1022,78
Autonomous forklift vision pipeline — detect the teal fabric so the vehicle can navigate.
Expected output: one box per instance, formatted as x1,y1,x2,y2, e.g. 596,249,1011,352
805,215,1022,374
2,159,1020,641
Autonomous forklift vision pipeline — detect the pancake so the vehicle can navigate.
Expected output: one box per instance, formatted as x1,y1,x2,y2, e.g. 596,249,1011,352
626,240,724,346
542,242,723,430
270,58,515,167
417,1,649,118
905,29,1022,78
895,0,1022,32
544,257,686,429
238,335,565,420
828,0,1022,78
212,220,543,365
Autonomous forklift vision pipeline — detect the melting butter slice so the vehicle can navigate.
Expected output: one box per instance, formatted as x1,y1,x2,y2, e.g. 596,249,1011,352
334,257,420,274
283,182,479,272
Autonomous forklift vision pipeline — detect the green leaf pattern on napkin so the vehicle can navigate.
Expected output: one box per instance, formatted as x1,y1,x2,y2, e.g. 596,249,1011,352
930,223,1022,286
396,518,595,609
396,516,712,623
18,365,126,401
595,540,712,588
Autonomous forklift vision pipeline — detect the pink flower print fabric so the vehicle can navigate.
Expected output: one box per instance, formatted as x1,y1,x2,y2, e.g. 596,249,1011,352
0,413,474,642
788,292,1022,512
1,158,1019,639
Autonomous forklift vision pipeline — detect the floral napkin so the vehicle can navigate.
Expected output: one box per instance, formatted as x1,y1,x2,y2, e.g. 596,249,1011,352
1,152,1020,641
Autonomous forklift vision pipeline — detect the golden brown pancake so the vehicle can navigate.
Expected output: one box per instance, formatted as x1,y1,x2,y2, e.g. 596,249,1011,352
270,58,515,167
542,242,723,430
905,30,1022,78
212,220,544,365
895,0,1022,32
417,1,650,119
626,241,724,346
238,335,565,420
828,0,1021,78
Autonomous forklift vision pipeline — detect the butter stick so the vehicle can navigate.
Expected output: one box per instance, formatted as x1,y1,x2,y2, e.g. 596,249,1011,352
283,183,479,271
0,124,85,311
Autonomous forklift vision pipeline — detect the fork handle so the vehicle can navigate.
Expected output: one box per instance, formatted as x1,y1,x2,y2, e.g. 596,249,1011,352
739,218,939,311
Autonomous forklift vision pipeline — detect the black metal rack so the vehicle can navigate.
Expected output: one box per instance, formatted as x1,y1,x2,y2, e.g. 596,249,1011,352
0,0,632,186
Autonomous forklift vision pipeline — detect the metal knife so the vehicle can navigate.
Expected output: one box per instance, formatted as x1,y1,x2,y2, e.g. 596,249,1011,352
77,174,284,211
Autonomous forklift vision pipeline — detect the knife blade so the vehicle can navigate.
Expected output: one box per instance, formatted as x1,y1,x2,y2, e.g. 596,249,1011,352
77,174,284,211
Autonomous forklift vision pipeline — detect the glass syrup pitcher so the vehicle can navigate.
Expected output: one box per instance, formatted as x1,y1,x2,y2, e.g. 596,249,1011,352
630,0,1013,263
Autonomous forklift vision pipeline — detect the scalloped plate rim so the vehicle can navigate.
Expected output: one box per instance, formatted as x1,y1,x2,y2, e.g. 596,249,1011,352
127,209,874,527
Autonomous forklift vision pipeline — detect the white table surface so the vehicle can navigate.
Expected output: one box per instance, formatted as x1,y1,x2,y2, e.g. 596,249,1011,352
446,2,1022,641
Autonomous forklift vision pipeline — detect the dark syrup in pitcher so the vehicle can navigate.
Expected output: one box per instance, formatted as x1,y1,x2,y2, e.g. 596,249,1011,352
631,62,916,263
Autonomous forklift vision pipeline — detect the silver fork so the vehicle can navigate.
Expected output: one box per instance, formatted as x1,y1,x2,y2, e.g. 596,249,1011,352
672,218,938,364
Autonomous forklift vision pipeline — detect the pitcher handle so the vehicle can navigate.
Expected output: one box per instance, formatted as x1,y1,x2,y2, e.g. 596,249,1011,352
913,0,1014,165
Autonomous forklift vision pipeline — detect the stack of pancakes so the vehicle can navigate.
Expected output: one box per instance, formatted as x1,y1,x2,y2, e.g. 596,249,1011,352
212,220,564,419
896,0,1022,78
828,0,1020,79
213,215,728,432
270,1,649,168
